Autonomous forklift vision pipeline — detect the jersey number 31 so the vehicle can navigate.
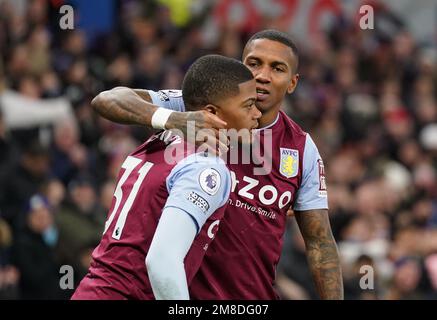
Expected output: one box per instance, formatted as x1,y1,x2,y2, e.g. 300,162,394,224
103,156,154,240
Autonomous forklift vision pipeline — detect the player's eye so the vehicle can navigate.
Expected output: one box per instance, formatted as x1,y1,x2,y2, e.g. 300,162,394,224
274,67,284,72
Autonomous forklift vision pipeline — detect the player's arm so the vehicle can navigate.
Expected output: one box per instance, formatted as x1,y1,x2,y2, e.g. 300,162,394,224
145,154,231,300
91,87,227,133
293,135,343,300
145,206,197,299
294,209,343,299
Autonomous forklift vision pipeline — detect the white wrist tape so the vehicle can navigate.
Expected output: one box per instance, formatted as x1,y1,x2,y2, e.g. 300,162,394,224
151,108,174,129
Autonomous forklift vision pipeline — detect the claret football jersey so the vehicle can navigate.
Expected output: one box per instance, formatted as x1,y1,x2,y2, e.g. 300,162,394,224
72,130,231,300
148,90,329,299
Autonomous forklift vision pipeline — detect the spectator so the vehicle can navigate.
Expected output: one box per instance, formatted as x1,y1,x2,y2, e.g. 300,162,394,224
385,256,433,300
55,177,105,287
50,118,90,185
11,195,62,299
0,217,20,299
0,141,50,231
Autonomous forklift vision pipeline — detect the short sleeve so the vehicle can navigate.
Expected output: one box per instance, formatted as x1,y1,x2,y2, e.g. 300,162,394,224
164,153,231,233
147,89,186,112
293,135,329,211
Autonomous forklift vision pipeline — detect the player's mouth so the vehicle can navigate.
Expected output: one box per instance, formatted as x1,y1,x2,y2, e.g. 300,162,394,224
256,87,270,101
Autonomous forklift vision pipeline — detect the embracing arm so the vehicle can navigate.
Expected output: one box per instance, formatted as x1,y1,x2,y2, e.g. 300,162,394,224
91,87,226,133
294,209,344,300
91,87,157,125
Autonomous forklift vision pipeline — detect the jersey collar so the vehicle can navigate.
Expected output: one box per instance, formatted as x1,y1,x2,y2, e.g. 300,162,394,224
255,113,280,131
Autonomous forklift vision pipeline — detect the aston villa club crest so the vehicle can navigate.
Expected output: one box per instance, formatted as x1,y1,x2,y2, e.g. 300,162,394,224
279,148,299,178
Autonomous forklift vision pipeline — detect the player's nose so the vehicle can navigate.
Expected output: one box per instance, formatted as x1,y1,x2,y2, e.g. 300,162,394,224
252,106,262,120
255,66,271,83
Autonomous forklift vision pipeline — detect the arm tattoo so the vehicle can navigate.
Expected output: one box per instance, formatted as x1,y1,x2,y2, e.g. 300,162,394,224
91,87,157,125
91,87,219,141
294,209,344,300
114,89,211,137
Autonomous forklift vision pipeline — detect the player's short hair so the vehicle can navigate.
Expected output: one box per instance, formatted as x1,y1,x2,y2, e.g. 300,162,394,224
182,54,254,111
244,29,299,72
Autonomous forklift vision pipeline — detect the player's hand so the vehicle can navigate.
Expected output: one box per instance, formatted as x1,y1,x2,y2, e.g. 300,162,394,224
166,110,229,156
287,209,295,218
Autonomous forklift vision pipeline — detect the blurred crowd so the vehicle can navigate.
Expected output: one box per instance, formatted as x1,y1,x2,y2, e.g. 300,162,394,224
0,0,436,299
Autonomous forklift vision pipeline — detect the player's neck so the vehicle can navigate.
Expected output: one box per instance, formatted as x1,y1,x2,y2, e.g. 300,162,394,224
258,105,281,129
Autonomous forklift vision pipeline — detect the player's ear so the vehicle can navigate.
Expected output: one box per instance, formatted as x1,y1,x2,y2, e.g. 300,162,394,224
204,104,218,115
287,73,299,94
